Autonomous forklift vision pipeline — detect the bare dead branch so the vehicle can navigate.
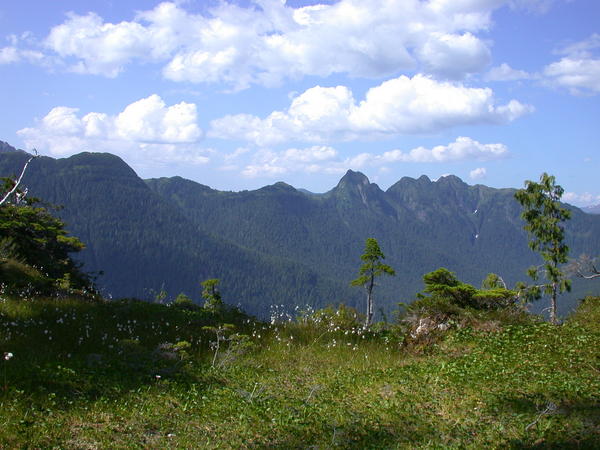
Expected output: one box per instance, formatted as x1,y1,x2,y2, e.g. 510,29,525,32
567,254,600,280
0,150,38,206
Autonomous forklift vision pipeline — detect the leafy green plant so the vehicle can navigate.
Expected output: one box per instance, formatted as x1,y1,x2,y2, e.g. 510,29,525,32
172,292,197,310
202,324,252,368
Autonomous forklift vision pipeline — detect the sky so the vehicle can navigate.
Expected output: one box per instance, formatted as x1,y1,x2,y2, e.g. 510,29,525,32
0,0,599,205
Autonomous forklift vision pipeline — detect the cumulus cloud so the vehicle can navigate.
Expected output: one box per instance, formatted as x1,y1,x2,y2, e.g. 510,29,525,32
563,191,600,207
544,34,600,95
209,75,533,145
32,0,522,87
417,32,491,79
376,137,508,163
45,12,157,77
17,95,207,164
0,46,47,65
544,58,600,94
485,63,536,81
238,137,508,178
469,167,487,179
241,145,340,177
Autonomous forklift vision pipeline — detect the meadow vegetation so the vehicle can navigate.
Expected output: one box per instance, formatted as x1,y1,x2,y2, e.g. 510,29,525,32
0,290,598,448
0,170,598,448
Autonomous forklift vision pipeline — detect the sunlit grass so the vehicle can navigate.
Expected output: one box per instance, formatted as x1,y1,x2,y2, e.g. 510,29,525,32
0,295,598,448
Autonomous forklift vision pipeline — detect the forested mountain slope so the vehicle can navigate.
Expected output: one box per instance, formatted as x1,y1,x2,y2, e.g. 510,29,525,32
0,145,349,316
146,170,600,315
2,142,599,317
583,204,600,214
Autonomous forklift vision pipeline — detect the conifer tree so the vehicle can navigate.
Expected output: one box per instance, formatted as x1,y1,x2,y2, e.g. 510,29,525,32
351,238,395,327
515,173,571,324
202,278,223,312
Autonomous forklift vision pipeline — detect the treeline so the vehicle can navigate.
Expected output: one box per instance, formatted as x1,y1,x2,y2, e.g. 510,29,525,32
1,146,600,317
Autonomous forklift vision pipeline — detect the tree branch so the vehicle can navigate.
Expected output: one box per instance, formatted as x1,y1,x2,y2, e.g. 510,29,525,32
568,254,600,280
0,150,37,207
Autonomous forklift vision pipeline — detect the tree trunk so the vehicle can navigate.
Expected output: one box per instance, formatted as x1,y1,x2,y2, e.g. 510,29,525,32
365,274,375,328
550,282,558,325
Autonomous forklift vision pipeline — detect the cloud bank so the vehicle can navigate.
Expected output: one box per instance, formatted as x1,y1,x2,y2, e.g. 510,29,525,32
543,34,600,95
210,75,533,145
38,0,512,88
17,95,208,165
237,137,509,178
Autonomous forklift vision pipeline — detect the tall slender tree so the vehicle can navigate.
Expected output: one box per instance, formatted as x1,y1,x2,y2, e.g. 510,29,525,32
351,238,395,327
515,173,571,324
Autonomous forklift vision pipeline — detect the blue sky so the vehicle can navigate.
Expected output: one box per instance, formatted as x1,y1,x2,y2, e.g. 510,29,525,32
1,0,599,205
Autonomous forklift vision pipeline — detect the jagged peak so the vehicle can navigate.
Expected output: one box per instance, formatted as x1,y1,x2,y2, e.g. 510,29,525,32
435,174,465,185
337,169,370,187
386,174,432,193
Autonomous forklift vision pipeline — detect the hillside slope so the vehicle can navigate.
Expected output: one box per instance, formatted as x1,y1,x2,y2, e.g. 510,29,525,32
0,294,598,447
2,143,600,316
147,170,600,315
0,147,348,316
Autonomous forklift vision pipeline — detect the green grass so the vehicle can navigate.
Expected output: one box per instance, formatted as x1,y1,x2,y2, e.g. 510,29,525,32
1,296,599,448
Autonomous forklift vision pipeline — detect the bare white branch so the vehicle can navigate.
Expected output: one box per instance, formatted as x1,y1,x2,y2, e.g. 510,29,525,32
0,150,37,206
566,254,600,280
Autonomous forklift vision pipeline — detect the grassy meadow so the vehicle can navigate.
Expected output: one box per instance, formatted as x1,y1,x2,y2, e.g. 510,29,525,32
0,294,598,449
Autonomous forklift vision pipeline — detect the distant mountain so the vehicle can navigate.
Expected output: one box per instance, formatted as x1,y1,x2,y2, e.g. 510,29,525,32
146,171,600,317
0,149,346,316
582,204,600,215
2,145,600,317
0,141,27,155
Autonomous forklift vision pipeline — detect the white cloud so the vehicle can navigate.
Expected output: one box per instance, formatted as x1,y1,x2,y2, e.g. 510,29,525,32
0,46,47,65
241,145,339,178
485,63,536,81
17,95,207,165
417,32,491,79
469,167,487,179
544,34,600,95
114,95,201,143
45,12,154,77
378,137,508,163
209,75,533,145
239,137,508,178
33,0,524,87
544,58,600,94
0,47,19,64
563,191,600,207
556,33,600,58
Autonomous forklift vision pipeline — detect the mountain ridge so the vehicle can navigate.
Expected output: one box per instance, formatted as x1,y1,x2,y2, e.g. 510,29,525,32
2,144,599,317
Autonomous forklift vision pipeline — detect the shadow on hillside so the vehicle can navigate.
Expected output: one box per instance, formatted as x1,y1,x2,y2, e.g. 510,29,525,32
268,415,447,449
508,436,600,449
489,395,600,449
0,297,253,411
266,394,600,449
3,347,223,412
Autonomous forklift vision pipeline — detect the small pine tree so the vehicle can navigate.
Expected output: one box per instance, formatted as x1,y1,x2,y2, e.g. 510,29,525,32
515,172,571,324
351,238,395,328
201,278,223,312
